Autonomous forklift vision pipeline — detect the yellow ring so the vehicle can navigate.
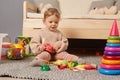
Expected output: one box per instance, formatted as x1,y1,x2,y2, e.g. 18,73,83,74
107,40,120,43
102,59,120,64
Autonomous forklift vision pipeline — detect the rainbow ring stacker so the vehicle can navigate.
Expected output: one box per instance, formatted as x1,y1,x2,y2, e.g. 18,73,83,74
99,20,120,75
106,43,120,47
108,36,120,40
103,55,120,60
105,46,120,52
100,63,120,70
104,51,120,56
99,68,120,75
102,59,120,64
107,40,120,43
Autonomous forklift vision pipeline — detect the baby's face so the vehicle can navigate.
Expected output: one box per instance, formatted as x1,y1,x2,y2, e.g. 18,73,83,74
43,15,59,31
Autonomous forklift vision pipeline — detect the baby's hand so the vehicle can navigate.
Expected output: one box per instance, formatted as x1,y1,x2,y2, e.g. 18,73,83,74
53,45,59,51
40,43,46,52
53,41,62,52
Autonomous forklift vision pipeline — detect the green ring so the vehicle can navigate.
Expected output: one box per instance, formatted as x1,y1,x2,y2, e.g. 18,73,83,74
108,36,120,40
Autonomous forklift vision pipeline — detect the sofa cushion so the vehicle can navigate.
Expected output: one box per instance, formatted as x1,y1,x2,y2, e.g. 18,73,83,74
27,0,120,19
59,0,110,18
89,0,114,10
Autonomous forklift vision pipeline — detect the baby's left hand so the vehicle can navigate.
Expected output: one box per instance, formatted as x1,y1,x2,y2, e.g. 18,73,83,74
53,41,62,52
53,46,59,52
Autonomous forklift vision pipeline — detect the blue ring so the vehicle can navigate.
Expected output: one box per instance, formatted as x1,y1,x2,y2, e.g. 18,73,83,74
99,68,120,75
104,51,120,56
106,43,120,47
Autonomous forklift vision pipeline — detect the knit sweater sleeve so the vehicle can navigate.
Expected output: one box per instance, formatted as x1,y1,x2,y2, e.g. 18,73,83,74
57,33,68,53
30,31,43,55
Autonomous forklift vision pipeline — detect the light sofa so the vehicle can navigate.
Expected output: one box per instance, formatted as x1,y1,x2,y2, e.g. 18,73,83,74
23,0,120,39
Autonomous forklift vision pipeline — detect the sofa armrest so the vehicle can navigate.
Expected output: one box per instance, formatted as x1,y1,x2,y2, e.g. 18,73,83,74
23,0,39,19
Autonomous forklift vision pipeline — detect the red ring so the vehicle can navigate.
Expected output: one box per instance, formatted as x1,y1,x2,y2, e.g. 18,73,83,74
100,63,120,70
103,55,120,60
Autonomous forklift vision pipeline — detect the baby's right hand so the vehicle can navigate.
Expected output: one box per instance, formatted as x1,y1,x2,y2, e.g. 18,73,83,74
40,43,46,52
44,43,54,53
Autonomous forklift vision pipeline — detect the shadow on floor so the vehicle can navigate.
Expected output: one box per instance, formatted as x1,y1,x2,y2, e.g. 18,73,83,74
67,48,104,57
67,39,106,56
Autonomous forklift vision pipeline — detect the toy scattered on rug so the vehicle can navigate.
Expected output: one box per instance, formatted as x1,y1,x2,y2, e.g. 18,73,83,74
7,36,26,60
40,65,51,71
15,36,34,57
7,48,24,60
73,64,98,71
51,59,98,71
7,36,35,60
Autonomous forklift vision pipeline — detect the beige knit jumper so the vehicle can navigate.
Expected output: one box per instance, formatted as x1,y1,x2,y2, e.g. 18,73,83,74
30,28,78,61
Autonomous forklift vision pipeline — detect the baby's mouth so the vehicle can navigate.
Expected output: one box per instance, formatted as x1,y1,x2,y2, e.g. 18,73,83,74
51,27,56,29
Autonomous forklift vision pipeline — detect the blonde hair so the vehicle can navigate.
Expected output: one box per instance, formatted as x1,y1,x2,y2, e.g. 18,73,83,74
44,8,60,19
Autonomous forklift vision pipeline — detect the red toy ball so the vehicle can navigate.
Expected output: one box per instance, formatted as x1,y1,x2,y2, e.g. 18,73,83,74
45,43,54,53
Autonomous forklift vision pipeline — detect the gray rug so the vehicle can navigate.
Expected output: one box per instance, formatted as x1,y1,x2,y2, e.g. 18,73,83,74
0,55,120,80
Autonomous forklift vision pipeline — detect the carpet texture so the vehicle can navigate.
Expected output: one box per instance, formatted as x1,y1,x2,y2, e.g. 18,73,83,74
0,54,120,80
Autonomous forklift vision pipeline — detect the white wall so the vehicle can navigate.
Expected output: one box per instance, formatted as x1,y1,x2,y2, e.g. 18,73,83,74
0,0,24,43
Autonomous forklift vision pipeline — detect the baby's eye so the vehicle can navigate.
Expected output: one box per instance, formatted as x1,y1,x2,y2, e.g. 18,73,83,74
55,22,58,24
49,21,52,23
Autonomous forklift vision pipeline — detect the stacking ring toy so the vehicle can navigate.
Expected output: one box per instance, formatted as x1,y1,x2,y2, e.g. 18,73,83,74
106,43,120,47
105,47,120,52
108,36,120,40
102,59,120,64
103,55,120,60
99,68,120,75
104,51,120,56
100,63,120,70
107,40,120,43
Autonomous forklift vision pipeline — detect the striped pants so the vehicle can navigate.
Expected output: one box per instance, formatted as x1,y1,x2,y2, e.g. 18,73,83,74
35,51,79,61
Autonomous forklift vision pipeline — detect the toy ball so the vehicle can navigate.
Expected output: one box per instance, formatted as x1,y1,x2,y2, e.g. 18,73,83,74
45,43,54,53
41,65,50,71
7,48,24,60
